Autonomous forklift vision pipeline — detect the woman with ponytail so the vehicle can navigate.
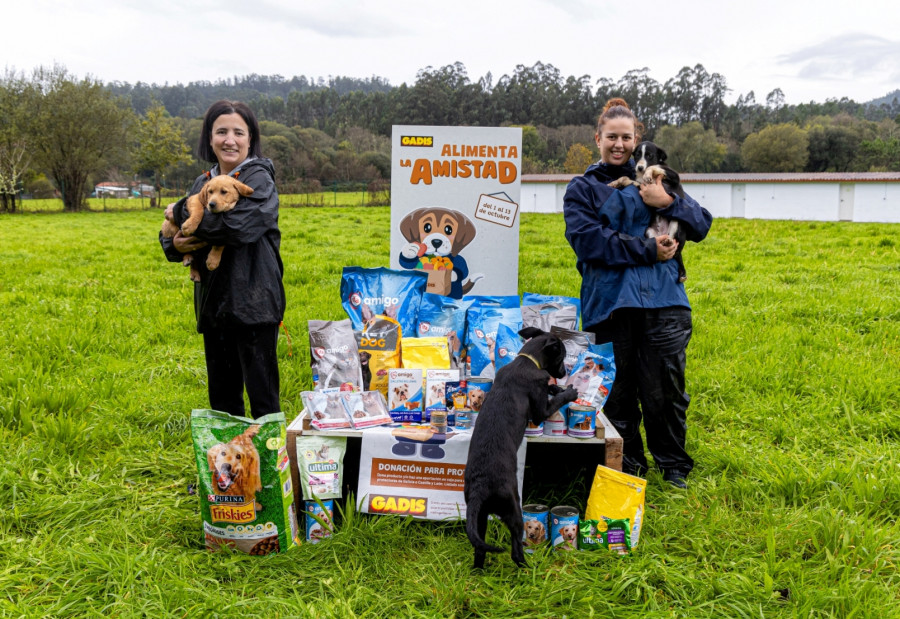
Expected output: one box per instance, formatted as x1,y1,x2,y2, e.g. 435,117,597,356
563,98,712,488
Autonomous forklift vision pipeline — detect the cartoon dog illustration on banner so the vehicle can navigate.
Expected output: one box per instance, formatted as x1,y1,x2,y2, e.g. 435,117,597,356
397,206,483,299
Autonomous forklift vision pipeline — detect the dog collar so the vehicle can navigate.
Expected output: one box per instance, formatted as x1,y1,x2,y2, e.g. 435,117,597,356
519,353,541,370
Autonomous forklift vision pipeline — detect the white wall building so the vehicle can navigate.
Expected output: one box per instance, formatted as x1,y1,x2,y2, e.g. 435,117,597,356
521,172,900,224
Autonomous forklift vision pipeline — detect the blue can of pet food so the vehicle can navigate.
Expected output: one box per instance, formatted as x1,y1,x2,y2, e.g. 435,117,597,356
522,504,549,553
550,505,580,551
305,499,334,544
466,378,492,413
567,403,597,439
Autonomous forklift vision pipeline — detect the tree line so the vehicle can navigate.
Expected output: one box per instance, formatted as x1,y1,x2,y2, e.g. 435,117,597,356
2,62,899,213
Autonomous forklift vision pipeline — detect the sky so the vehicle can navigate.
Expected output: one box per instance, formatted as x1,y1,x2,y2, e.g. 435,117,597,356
5,0,900,106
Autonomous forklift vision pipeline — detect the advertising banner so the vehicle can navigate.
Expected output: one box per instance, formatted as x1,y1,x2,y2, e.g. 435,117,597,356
390,126,523,298
357,425,525,521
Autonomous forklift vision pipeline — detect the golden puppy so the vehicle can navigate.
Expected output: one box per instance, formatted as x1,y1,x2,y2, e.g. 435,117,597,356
170,175,254,272
207,425,263,511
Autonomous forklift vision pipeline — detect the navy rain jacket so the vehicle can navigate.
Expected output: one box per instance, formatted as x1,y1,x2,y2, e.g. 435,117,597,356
563,160,712,329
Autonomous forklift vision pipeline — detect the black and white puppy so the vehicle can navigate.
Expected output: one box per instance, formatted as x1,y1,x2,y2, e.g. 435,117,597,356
463,327,578,568
632,141,688,283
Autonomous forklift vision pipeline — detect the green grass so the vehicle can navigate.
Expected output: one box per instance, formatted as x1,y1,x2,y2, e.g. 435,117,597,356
1,210,899,617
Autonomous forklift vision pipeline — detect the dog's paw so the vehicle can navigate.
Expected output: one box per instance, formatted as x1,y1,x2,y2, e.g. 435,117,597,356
608,176,637,189
189,267,201,283
563,385,578,402
548,384,564,396
181,222,198,236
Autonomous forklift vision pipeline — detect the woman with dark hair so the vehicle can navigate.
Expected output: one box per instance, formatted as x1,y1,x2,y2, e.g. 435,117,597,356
563,98,712,488
160,100,285,419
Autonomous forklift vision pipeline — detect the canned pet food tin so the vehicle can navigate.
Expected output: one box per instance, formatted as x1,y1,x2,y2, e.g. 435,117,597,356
522,504,550,553
305,499,334,544
524,420,544,437
567,403,597,439
550,505,580,551
430,410,448,434
466,378,493,412
455,408,472,430
543,405,568,437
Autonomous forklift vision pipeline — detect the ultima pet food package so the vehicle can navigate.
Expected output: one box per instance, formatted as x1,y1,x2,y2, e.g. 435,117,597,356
191,409,300,554
585,465,647,551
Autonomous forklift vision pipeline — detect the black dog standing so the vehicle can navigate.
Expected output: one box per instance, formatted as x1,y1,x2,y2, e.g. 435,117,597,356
463,327,578,568
632,142,689,282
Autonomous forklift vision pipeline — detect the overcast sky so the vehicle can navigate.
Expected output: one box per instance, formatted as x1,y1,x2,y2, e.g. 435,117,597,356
5,0,900,106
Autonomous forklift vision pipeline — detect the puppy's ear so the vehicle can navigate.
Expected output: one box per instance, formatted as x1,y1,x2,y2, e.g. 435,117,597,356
398,209,423,242
656,146,668,163
207,446,217,472
518,327,544,340
450,210,477,252
198,182,210,206
234,180,255,197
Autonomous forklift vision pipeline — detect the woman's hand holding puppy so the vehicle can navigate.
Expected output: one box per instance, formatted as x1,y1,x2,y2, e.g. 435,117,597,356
639,174,675,209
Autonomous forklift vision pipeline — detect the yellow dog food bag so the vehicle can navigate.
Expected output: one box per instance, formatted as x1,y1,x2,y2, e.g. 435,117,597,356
585,465,647,550
400,336,451,370
191,409,301,554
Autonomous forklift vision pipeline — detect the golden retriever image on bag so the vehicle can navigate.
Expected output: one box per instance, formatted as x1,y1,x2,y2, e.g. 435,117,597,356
207,424,263,512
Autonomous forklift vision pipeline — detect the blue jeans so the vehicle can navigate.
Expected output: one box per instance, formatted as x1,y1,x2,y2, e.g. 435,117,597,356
588,307,694,477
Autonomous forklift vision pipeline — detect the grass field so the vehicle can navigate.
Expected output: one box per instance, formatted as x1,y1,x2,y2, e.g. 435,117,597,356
1,208,899,617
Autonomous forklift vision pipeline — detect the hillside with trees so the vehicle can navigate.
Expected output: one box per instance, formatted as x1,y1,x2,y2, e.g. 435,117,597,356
2,62,899,212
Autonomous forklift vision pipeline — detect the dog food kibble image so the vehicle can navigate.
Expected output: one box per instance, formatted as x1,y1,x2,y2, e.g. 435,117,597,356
249,536,280,555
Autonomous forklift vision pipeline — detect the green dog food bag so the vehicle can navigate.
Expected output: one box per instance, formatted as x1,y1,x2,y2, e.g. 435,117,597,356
191,409,300,554
578,518,632,554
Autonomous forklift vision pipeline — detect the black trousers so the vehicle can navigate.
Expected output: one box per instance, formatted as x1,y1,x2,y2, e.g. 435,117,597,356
202,324,281,419
587,307,694,477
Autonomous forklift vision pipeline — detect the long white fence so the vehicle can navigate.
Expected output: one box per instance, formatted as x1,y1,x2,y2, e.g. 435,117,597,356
521,172,900,223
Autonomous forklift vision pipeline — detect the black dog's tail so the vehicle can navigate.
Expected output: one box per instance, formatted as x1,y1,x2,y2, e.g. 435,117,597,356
465,502,505,555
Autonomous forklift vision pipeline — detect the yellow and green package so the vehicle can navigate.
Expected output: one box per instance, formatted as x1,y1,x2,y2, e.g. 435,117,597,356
401,336,451,370
585,465,647,550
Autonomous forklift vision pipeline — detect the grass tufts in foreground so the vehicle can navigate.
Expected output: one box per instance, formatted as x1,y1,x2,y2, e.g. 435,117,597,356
1,210,899,617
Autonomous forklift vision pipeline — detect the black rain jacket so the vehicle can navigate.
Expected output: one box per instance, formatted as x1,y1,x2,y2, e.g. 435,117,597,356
159,157,285,332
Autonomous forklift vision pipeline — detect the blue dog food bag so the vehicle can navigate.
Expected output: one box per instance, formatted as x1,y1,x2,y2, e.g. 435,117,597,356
415,293,473,368
466,307,522,378
340,266,428,336
494,323,525,372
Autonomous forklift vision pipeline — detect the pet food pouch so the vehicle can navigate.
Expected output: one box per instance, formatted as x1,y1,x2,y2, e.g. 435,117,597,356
340,266,428,336
191,409,300,555
586,465,647,550
550,326,596,378
295,435,346,500
301,391,352,430
521,302,579,332
401,336,451,370
341,391,393,429
466,307,522,378
522,292,581,329
387,368,424,422
494,323,524,372
565,343,616,409
578,518,632,554
416,293,473,369
308,319,363,391
305,498,334,544
355,315,402,396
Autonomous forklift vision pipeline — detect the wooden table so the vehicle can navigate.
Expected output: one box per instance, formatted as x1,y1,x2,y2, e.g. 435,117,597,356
286,411,622,512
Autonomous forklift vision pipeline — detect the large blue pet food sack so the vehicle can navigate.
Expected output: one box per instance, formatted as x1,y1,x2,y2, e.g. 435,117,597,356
191,409,300,554
340,266,427,336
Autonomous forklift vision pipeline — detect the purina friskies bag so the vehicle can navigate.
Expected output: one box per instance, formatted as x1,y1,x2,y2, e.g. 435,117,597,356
191,409,300,554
